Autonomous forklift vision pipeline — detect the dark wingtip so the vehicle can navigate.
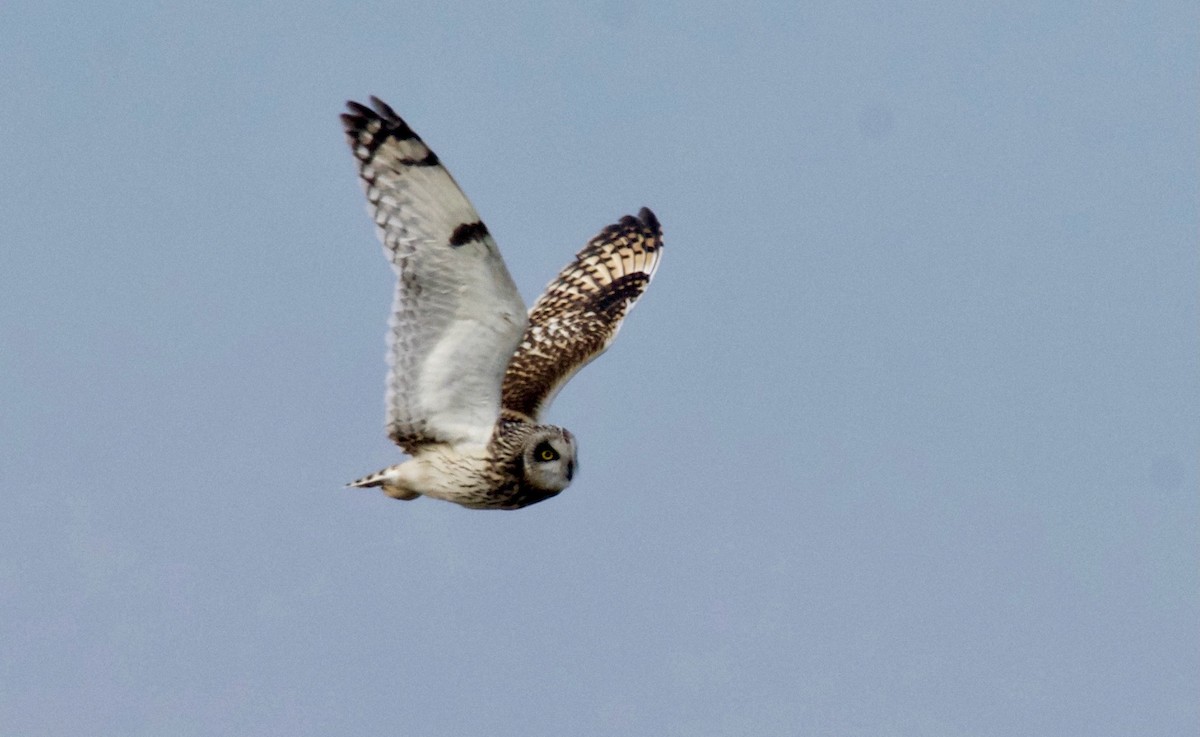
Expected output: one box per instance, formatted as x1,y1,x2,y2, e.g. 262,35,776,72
341,101,367,130
368,95,401,122
592,207,663,245
637,207,661,236
342,97,417,140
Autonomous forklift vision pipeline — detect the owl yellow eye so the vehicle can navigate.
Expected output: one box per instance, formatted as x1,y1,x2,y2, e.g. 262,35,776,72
540,448,558,462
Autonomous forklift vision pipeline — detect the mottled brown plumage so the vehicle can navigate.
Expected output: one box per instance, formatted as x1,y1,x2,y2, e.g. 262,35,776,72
502,210,663,421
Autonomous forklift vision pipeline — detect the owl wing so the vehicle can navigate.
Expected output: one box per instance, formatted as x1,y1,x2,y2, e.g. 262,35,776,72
501,209,663,421
342,98,527,451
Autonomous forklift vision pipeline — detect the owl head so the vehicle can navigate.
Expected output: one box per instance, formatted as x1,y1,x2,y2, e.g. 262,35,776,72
521,426,578,492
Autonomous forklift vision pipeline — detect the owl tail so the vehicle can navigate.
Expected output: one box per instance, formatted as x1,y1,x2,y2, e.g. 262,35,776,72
346,465,420,501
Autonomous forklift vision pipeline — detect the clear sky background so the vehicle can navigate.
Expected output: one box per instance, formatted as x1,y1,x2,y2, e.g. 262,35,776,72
1,1,1196,735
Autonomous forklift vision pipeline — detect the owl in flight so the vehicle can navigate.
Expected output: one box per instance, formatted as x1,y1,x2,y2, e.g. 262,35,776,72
341,97,663,510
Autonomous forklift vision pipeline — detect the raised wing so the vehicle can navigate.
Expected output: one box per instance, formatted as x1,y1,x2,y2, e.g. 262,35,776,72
501,209,663,421
342,97,527,451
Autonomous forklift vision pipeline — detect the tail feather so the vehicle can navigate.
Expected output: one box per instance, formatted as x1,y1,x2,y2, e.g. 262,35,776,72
346,470,387,488
346,465,420,501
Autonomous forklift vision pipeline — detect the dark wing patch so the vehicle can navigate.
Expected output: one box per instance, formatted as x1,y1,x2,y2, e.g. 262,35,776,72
449,220,490,247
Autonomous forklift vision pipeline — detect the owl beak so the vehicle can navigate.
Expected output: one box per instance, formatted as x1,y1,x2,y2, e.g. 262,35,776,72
566,461,575,482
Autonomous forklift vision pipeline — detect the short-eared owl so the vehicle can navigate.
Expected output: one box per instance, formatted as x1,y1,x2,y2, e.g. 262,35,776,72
341,97,663,510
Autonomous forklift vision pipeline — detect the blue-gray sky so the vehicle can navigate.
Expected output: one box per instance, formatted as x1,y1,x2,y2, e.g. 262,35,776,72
2,2,1197,735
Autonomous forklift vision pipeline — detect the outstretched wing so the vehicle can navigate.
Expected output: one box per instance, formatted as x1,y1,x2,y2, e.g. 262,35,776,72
342,97,527,451
501,209,663,421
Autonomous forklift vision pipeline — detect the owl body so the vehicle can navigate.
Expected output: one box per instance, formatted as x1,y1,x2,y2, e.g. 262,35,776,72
353,420,577,510
341,97,661,510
